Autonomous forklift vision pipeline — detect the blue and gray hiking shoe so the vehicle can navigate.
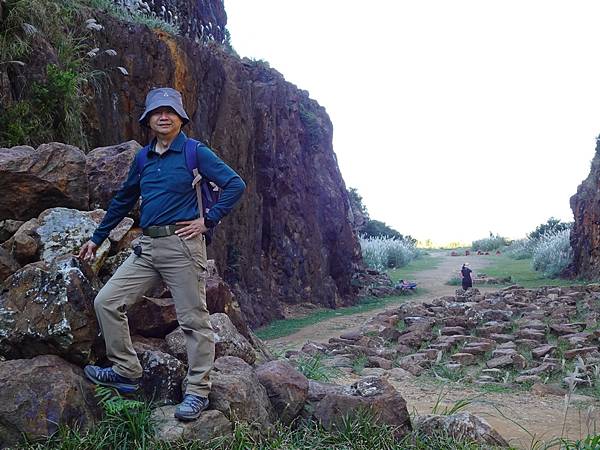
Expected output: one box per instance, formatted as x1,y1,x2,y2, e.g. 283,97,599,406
174,394,209,421
84,365,140,394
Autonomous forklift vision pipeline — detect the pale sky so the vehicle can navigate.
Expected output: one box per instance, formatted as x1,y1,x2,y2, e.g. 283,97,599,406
225,1,600,245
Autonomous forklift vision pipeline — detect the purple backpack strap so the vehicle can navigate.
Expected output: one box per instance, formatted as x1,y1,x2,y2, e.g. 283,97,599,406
184,138,199,174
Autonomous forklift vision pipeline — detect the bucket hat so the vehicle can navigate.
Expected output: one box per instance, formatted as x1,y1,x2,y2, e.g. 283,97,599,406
139,87,190,126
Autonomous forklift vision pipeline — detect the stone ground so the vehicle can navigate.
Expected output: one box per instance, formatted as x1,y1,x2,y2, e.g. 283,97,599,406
268,252,600,449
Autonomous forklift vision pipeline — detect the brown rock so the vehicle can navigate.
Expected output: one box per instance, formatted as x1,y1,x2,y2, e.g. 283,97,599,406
532,344,556,359
564,347,598,359
209,357,275,427
531,382,567,396
308,377,412,437
0,246,19,282
255,360,308,424
0,143,88,221
0,355,100,447
451,352,477,365
128,297,178,338
86,141,142,218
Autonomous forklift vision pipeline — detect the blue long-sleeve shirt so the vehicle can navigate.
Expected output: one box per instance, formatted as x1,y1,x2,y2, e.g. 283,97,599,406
92,132,245,245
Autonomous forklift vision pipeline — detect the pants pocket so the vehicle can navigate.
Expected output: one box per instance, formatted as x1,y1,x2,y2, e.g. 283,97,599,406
179,235,208,278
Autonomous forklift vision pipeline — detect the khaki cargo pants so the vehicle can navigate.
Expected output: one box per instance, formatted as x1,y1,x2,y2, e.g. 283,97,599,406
94,233,214,397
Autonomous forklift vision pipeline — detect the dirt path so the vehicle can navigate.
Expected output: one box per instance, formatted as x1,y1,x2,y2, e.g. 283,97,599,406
269,251,497,352
266,252,600,448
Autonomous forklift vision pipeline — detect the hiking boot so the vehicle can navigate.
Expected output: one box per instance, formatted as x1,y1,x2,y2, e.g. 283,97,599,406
84,365,140,394
174,393,209,421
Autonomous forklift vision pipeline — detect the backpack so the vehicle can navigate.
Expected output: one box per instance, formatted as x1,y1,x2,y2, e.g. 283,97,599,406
136,138,220,244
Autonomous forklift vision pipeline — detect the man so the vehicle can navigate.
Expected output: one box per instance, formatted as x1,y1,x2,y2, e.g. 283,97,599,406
78,87,245,420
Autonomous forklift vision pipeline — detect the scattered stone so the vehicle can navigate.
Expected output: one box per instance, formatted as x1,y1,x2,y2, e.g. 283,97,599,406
414,412,508,447
531,383,567,396
564,347,598,359
451,353,477,365
128,297,178,338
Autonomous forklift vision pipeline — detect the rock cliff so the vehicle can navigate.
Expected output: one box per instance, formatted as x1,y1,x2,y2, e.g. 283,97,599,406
570,139,600,279
0,1,362,327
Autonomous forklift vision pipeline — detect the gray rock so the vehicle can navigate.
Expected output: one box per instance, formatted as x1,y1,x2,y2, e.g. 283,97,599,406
152,407,231,443
0,255,101,364
210,313,256,365
414,412,508,447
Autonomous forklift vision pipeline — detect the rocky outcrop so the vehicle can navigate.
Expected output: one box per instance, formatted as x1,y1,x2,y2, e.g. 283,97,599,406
0,143,89,220
86,14,361,327
570,140,600,279
0,255,102,364
0,355,100,448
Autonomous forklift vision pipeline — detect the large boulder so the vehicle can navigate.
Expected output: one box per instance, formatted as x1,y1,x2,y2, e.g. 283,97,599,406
0,143,88,221
414,412,509,447
306,376,412,438
0,355,100,448
86,141,141,219
255,359,308,424
209,356,275,427
0,255,101,364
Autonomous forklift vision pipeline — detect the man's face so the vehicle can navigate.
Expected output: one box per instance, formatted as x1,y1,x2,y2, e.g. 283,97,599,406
148,106,183,137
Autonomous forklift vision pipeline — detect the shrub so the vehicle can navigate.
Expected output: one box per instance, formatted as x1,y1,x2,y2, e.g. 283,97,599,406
360,235,420,271
531,229,573,278
294,353,340,381
471,234,508,252
505,238,536,260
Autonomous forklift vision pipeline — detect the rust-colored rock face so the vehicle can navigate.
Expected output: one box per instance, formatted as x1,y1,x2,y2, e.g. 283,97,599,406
83,15,361,327
570,141,600,279
1,7,362,328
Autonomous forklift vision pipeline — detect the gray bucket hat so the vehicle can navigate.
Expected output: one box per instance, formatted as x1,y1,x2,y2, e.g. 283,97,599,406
139,87,190,126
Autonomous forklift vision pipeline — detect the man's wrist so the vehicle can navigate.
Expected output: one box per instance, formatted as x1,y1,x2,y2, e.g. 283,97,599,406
204,218,217,229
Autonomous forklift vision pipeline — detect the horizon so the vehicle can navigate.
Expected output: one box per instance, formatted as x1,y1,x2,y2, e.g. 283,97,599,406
225,1,600,244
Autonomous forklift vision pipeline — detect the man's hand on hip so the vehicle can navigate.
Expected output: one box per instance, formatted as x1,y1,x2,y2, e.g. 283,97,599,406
175,218,208,239
78,240,98,261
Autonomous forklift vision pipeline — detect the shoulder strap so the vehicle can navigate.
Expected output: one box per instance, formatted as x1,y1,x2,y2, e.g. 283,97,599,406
184,138,204,217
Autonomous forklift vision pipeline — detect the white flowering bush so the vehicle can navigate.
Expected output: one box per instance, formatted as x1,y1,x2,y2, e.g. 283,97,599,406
505,238,536,260
531,229,573,278
360,236,419,271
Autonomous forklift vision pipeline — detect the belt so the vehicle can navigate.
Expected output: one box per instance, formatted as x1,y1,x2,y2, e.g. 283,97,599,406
142,224,183,238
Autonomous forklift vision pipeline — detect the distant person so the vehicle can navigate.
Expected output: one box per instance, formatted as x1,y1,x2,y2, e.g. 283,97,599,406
460,263,473,290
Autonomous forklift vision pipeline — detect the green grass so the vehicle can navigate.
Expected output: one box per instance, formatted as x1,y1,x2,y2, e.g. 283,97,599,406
255,291,428,340
483,256,589,289
387,255,442,282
